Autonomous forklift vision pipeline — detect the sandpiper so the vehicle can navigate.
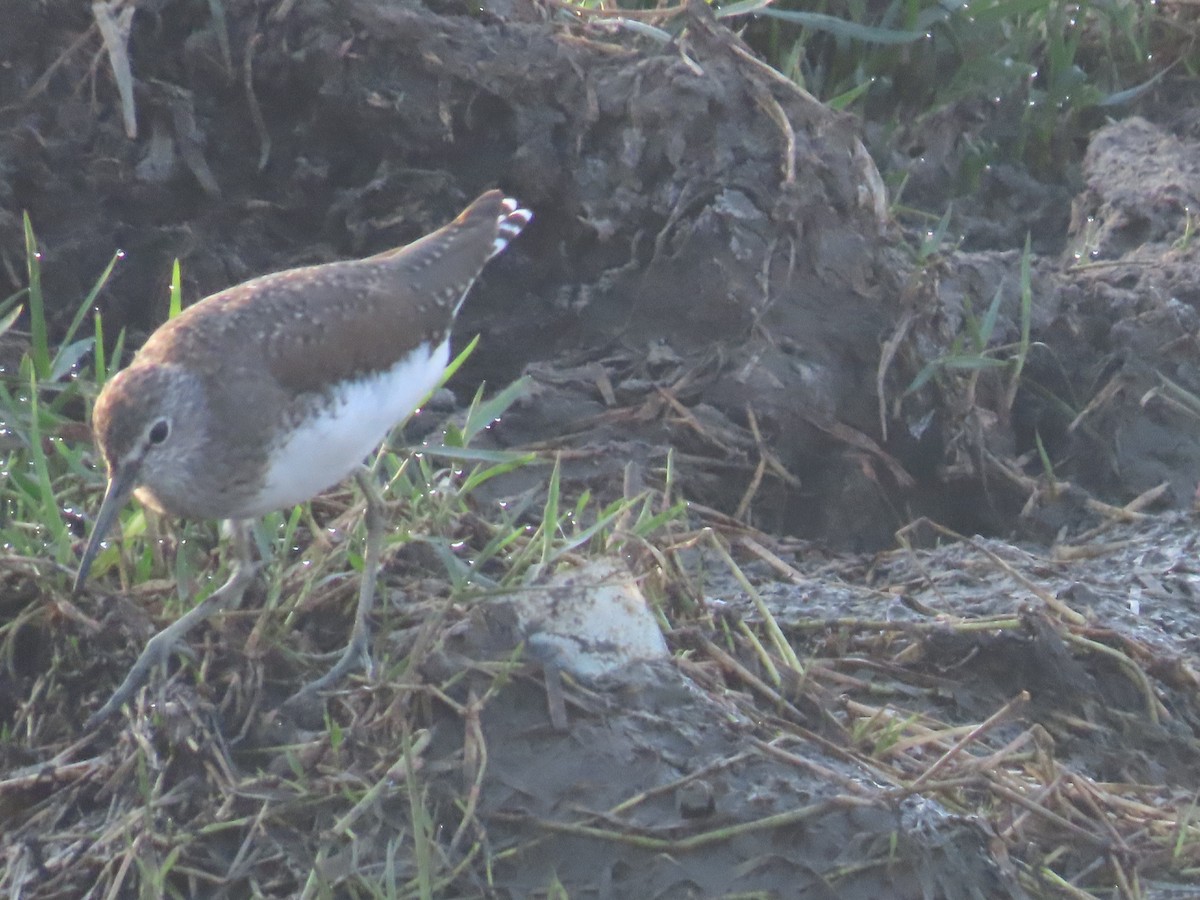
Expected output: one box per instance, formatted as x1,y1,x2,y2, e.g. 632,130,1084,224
74,190,532,729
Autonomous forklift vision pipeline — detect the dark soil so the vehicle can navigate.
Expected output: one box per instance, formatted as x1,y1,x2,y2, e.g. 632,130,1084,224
3,0,1200,897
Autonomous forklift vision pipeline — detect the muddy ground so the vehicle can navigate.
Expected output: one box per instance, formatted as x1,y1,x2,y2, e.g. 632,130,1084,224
3,0,1200,897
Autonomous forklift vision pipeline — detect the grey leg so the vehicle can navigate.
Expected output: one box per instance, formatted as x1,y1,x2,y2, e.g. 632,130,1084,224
283,468,384,710
84,519,257,732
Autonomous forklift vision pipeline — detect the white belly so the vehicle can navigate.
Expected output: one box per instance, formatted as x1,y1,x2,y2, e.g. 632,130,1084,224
246,339,450,517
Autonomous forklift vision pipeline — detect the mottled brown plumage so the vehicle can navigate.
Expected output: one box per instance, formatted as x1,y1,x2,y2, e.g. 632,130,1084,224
74,190,531,729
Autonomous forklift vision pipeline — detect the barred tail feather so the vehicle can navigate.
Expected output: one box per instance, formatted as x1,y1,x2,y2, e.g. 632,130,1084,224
491,198,533,259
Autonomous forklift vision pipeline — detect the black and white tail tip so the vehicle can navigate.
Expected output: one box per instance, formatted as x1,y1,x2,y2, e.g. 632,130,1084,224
491,198,533,259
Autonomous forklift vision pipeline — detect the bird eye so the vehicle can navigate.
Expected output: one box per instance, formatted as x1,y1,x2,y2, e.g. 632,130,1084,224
148,420,170,445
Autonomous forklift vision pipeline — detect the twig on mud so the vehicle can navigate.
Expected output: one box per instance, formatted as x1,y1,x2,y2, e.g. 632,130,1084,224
957,726,1039,773
694,632,808,721
540,662,569,730
905,690,1029,793
733,616,782,687
219,800,272,883
92,0,137,139
607,750,756,816
707,529,804,672
330,729,432,837
1052,538,1137,561
820,420,916,489
735,405,792,521
751,86,796,184
243,32,271,172
724,37,820,107
848,704,985,758
779,614,1021,634
449,688,488,853
877,310,916,442
733,455,766,523
501,794,877,852
0,756,105,794
1023,867,1111,900
989,777,1115,849
748,404,801,487
545,0,687,23
907,518,1087,625
1064,631,1166,725
1068,371,1125,432
18,22,99,104
1060,480,1171,547
753,737,874,794
737,534,806,584
655,387,742,456
1065,771,1131,850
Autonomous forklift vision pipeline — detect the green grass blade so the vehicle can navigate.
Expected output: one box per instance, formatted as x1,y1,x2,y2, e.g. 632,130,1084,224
460,376,531,445
965,0,1055,24
48,339,96,383
917,204,954,262
937,355,1008,371
59,249,123,357
25,368,70,561
169,258,183,319
0,303,23,341
441,334,479,384
633,500,687,537
457,454,538,495
23,212,50,380
1098,63,1172,107
828,78,875,111
419,445,534,465
975,283,1004,351
93,312,109,385
539,456,561,566
905,359,942,395
1004,232,1034,410
753,8,926,44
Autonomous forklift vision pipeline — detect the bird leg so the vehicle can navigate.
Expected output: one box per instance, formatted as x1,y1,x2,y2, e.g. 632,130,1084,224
84,519,258,731
282,467,385,711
